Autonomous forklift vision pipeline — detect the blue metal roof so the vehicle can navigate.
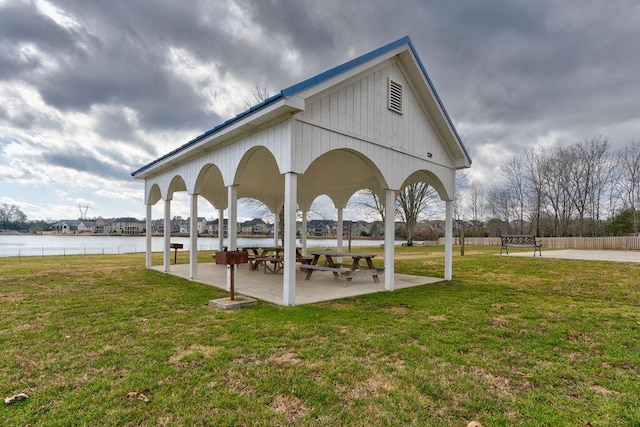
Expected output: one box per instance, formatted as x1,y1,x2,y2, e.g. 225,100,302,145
132,36,470,177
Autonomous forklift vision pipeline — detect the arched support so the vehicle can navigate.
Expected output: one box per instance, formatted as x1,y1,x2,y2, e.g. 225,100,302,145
189,193,198,280
445,200,453,281
163,199,171,272
145,204,152,268
384,189,395,291
283,172,297,306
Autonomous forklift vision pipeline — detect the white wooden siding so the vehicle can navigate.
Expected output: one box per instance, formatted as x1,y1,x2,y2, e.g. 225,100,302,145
300,61,451,168
144,120,291,204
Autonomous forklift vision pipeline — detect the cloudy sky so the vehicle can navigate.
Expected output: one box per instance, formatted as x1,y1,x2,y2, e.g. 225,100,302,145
1,0,639,222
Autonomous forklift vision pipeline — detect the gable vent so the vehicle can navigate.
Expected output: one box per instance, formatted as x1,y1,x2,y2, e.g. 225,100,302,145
388,78,403,114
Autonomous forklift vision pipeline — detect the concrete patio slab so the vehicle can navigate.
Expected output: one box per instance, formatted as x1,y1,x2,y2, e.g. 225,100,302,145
151,263,444,306
504,249,640,263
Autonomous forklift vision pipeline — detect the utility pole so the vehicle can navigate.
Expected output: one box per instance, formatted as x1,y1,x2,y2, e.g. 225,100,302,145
78,204,90,220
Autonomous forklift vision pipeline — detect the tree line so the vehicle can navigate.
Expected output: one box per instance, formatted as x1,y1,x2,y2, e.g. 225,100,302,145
0,203,50,233
459,136,640,237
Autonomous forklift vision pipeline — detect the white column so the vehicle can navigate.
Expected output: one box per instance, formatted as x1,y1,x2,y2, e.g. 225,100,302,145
283,172,297,306
189,193,198,280
163,199,171,272
273,210,279,247
337,207,344,252
145,204,152,268
384,189,396,291
217,208,224,250
445,200,453,281
301,210,308,256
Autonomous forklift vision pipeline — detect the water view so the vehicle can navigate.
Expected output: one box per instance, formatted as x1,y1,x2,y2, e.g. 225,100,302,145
0,235,386,258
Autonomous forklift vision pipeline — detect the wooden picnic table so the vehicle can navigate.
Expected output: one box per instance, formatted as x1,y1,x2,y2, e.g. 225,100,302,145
301,251,383,285
241,246,310,273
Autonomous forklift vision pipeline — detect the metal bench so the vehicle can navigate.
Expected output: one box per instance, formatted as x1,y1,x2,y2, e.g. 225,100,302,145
500,235,542,257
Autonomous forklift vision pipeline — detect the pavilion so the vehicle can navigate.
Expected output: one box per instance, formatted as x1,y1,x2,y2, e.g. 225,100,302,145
131,36,471,306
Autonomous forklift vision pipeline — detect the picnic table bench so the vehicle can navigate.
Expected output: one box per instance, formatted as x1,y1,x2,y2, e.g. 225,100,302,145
242,246,311,273
500,235,542,257
300,251,384,286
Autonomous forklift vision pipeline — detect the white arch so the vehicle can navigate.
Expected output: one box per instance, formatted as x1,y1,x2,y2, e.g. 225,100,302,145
146,182,163,205
299,148,388,209
400,169,451,202
194,163,227,209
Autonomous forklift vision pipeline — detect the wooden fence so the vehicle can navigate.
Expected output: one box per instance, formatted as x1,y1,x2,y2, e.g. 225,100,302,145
438,236,640,250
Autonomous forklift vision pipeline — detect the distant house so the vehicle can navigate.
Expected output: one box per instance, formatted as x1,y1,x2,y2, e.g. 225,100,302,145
308,220,332,237
51,219,93,234
180,217,208,234
151,219,163,233
240,218,268,235
93,217,112,234
112,217,144,235
208,218,229,236
78,220,94,233
343,220,364,237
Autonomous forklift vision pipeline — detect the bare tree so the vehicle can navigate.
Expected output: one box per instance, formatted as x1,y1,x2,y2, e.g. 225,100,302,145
606,155,624,222
564,136,609,236
544,141,575,236
502,156,528,234
452,174,469,252
396,182,437,246
0,203,27,229
523,145,550,236
618,140,640,234
352,189,386,222
582,136,611,236
466,180,485,236
242,83,272,110
486,186,512,234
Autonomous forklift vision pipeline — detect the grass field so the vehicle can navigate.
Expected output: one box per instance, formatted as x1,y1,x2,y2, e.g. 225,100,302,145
1,246,639,426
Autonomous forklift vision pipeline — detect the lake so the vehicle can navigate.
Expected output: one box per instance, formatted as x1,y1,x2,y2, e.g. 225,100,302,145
0,234,386,258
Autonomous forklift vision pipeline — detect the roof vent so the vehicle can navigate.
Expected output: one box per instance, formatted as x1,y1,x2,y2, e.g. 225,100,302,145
388,78,403,114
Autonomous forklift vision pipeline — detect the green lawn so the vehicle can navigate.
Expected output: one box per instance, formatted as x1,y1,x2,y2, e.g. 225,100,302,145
1,247,639,426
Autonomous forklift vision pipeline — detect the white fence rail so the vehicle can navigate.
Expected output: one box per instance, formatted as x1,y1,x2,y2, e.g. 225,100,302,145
438,236,640,250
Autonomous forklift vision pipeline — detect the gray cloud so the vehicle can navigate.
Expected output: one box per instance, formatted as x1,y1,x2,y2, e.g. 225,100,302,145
42,148,130,181
0,1,77,51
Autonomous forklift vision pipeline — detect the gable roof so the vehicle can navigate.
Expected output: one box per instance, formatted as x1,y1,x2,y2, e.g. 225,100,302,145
132,36,470,178
54,219,82,226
